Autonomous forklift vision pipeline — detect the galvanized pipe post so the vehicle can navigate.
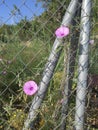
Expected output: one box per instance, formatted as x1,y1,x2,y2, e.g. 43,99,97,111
60,1,82,129
74,0,92,130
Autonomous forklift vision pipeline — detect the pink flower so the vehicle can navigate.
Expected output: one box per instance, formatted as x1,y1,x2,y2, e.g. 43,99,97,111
89,40,94,45
60,98,64,104
2,70,7,75
55,26,69,38
23,81,38,96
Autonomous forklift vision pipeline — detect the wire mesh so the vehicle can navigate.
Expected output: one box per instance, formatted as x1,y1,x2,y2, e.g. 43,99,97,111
0,0,98,130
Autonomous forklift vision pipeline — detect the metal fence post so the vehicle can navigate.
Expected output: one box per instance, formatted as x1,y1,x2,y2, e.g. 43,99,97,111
74,0,92,130
60,1,82,129
23,0,79,129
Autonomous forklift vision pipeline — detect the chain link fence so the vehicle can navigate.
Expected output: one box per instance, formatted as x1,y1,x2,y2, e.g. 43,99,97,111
0,0,98,130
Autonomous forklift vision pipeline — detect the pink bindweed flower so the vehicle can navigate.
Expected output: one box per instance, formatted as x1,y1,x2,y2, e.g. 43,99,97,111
89,40,94,45
2,70,7,75
60,98,64,104
55,26,69,38
23,80,38,96
7,60,11,64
